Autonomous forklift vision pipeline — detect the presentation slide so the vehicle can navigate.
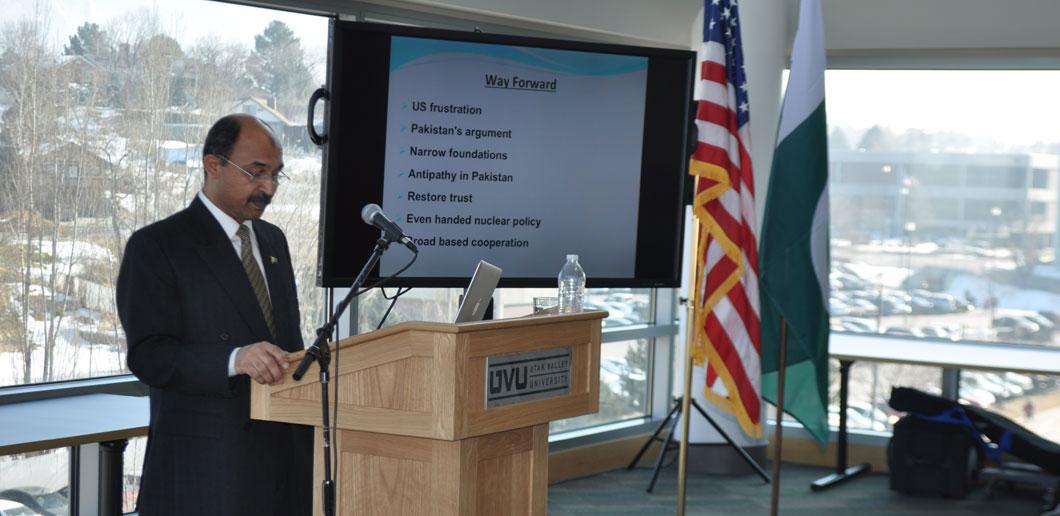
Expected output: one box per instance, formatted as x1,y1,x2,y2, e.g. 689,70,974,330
379,36,648,277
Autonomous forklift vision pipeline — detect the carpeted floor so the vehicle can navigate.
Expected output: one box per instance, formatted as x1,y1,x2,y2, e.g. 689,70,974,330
548,463,1049,515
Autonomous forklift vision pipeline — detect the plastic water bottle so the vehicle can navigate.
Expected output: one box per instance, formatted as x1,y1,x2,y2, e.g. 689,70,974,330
558,254,585,313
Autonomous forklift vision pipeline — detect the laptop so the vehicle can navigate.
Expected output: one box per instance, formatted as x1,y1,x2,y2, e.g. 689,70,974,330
454,260,502,323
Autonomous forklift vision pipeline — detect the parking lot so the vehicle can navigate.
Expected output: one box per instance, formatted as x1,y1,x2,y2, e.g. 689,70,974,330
837,308,1059,346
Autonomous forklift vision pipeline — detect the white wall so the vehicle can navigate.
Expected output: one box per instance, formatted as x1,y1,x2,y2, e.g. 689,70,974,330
277,0,701,47
274,0,1060,52
400,0,703,47
820,0,1060,50
351,0,1060,50
351,0,708,46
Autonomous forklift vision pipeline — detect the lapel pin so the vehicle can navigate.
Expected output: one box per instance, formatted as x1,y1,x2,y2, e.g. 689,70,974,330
270,256,278,264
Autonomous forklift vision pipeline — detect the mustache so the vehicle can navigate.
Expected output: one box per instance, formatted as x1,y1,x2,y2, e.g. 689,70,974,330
250,192,272,206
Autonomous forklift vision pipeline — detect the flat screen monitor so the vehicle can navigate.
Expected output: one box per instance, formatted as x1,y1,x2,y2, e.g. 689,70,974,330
318,21,694,288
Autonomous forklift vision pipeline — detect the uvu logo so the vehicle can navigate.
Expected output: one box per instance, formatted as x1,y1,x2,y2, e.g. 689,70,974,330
489,366,529,394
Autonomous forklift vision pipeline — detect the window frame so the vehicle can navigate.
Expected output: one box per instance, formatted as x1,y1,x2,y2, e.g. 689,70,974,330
821,55,1060,441
4,0,1059,484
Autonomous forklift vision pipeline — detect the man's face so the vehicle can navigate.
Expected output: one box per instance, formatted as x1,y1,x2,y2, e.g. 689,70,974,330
204,121,284,223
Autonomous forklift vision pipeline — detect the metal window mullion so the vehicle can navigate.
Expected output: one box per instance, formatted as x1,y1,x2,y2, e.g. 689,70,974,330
69,445,80,516
77,443,100,516
601,323,679,344
650,288,677,420
943,367,960,400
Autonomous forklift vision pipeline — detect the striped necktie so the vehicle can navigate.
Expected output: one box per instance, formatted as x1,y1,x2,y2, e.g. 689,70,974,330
236,224,276,338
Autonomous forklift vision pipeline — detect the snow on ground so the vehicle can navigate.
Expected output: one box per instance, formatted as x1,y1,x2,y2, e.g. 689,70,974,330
947,274,1060,313
0,313,125,387
840,261,911,289
1034,264,1060,280
852,240,941,255
36,239,114,261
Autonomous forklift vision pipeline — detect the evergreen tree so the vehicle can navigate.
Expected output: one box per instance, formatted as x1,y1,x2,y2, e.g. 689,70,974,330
248,20,312,117
857,125,896,152
63,22,113,62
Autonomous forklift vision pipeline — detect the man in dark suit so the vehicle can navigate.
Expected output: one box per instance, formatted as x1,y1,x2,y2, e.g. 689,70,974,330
117,114,313,515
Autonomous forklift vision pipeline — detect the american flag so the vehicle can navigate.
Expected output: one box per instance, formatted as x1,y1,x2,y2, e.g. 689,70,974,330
688,0,761,438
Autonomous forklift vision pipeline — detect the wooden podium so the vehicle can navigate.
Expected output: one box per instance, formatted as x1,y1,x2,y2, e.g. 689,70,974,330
251,310,606,515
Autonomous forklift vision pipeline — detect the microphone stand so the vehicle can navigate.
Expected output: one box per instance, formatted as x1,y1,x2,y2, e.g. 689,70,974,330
292,236,392,516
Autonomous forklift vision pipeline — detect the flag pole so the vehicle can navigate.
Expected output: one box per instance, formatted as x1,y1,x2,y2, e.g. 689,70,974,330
676,207,701,516
769,317,788,516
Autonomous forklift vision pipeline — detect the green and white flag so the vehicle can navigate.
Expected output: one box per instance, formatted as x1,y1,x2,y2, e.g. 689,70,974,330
759,0,830,446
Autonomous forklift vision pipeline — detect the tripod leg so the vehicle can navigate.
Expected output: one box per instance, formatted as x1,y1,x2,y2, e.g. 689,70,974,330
628,398,682,469
647,409,681,493
690,398,771,483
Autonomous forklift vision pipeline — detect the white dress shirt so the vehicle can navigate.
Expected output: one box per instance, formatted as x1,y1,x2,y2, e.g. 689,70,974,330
197,191,272,377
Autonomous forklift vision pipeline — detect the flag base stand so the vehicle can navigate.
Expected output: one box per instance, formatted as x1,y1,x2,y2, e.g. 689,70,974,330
810,359,872,491
811,464,871,491
627,396,770,492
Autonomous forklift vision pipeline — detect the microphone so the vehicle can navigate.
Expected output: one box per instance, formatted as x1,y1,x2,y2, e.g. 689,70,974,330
361,203,418,252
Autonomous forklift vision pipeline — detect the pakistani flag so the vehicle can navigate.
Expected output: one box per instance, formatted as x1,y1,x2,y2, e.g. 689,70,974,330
759,0,830,446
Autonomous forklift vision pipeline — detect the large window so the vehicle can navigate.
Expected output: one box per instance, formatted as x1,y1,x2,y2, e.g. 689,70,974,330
495,288,655,432
0,3,675,512
0,447,69,515
826,69,1060,439
0,1,328,387
1,1,328,513
828,70,1059,347
963,371,1060,444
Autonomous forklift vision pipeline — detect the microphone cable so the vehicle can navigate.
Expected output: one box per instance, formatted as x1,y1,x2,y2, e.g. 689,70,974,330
376,287,413,330
354,249,418,296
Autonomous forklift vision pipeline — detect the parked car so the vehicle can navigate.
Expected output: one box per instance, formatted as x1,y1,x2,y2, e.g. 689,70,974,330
838,318,874,333
917,324,960,341
0,499,42,516
599,357,646,397
910,290,960,313
846,299,879,317
830,271,871,291
829,298,852,316
958,386,997,407
1003,372,1034,391
1012,312,1055,338
881,326,915,337
0,486,66,516
993,316,1041,340
879,297,913,315
962,373,1008,398
980,372,1024,396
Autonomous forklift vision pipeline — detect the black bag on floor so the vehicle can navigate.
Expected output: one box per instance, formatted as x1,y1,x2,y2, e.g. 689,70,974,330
890,386,1060,475
888,414,982,498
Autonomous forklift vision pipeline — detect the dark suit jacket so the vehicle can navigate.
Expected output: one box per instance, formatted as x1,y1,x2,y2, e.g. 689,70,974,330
117,197,313,516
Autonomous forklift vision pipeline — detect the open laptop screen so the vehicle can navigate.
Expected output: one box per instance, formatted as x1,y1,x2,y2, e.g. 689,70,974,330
454,260,502,323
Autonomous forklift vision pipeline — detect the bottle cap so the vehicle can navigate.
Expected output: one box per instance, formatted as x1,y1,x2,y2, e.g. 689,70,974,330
567,254,578,260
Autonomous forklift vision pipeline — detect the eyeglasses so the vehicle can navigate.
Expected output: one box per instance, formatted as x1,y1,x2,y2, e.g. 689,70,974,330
216,154,289,187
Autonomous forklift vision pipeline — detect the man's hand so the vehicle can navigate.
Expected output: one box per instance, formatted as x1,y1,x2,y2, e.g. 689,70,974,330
235,342,290,385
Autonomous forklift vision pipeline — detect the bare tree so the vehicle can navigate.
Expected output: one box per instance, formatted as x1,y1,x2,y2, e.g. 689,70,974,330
187,41,251,115
176,41,251,199
107,9,186,228
0,9,69,382
0,5,328,386
0,5,128,383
